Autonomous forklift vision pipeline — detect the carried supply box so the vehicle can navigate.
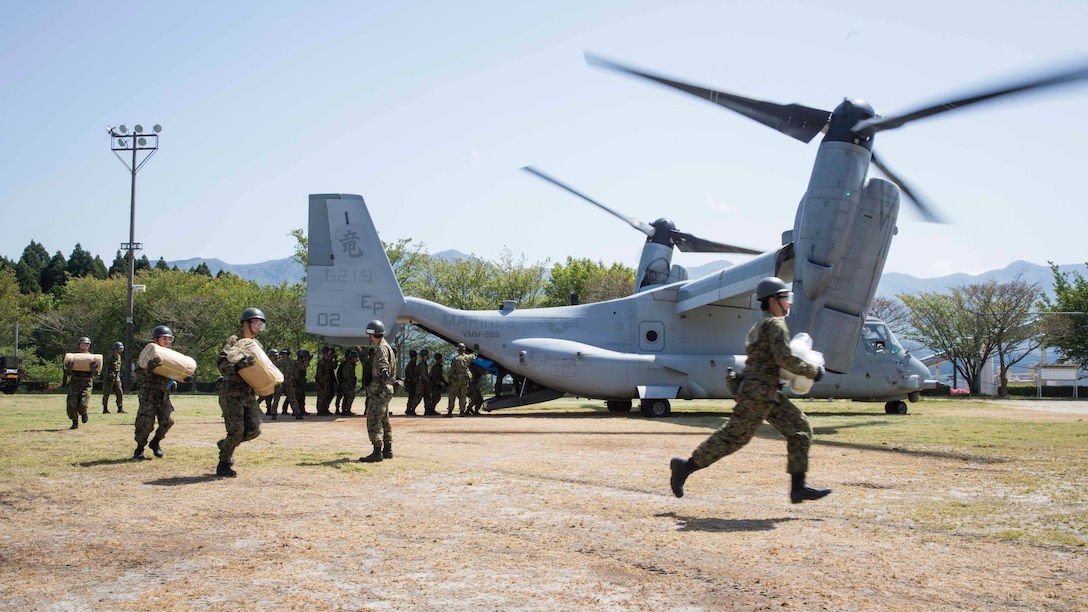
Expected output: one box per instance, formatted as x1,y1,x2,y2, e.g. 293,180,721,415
138,342,197,380
225,337,283,396
64,353,103,373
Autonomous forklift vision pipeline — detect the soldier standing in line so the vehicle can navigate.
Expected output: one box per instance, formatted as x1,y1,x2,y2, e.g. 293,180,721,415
415,349,434,416
447,343,474,417
358,320,396,463
133,326,189,460
315,346,336,415
403,350,420,416
337,350,360,416
427,353,447,416
465,360,487,416
669,277,830,504
214,308,268,478
260,348,280,419
294,349,311,415
101,341,126,414
276,348,302,420
64,336,98,430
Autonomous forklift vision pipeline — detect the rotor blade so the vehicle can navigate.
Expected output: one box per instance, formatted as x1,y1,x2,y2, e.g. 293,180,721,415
671,230,763,255
521,166,655,236
586,53,831,143
870,151,946,224
853,59,1088,136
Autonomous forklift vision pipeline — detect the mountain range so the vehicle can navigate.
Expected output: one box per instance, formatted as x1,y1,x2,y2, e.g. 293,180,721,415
169,253,1085,300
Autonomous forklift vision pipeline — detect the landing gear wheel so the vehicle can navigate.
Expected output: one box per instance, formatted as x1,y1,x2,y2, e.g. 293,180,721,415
640,399,671,418
606,400,633,413
885,400,908,414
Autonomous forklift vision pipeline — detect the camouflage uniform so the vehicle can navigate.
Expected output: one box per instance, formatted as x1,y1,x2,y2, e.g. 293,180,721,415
64,358,97,427
101,350,124,413
360,349,374,414
337,355,358,415
413,355,433,415
447,350,474,415
276,357,301,418
691,312,821,474
293,354,309,414
466,361,487,415
216,334,263,465
315,351,336,414
365,338,396,450
427,356,446,414
403,355,420,415
134,358,175,455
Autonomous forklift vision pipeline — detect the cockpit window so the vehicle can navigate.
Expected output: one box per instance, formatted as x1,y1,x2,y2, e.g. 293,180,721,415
863,321,903,355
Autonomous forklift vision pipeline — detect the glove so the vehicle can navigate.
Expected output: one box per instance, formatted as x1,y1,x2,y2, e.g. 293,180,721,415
182,376,194,383
813,365,825,382
235,354,256,372
149,357,162,368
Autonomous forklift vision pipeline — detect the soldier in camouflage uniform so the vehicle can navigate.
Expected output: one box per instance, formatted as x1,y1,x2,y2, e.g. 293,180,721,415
336,350,359,416
403,350,420,415
465,359,487,415
315,346,337,415
446,343,474,416
64,336,98,430
294,350,310,415
413,350,433,416
271,348,288,415
670,277,831,504
259,348,279,419
101,342,125,414
133,326,188,460
214,308,268,478
426,353,447,416
275,348,303,420
358,320,396,462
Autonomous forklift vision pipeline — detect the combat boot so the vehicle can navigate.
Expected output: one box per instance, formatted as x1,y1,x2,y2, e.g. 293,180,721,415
670,457,700,498
81,413,88,423
117,407,126,414
790,473,831,504
382,442,393,459
358,444,383,463
70,419,78,430
216,461,237,478
133,446,150,461
102,407,110,414
149,438,164,458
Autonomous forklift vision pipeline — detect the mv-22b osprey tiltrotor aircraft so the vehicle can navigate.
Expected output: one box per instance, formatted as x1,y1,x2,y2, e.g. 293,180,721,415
305,54,1088,417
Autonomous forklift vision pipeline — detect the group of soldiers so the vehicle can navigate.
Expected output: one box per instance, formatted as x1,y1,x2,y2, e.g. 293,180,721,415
403,343,485,417
256,345,379,420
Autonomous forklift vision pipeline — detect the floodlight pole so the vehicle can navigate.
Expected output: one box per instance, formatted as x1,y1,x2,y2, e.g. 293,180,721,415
109,125,161,393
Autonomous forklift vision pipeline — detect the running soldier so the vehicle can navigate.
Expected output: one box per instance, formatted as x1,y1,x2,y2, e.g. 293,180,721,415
669,277,830,504
64,336,97,429
133,326,188,460
214,308,268,478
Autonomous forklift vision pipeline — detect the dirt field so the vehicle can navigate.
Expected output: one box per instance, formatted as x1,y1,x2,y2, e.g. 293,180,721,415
1,396,1086,611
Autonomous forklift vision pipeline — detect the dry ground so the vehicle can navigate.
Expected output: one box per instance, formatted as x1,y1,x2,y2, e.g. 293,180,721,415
1,396,1086,611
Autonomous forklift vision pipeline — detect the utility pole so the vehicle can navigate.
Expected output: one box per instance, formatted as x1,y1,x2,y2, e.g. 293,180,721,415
108,124,161,393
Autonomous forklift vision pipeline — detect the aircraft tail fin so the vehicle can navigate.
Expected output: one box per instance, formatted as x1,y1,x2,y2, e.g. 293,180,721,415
305,193,405,344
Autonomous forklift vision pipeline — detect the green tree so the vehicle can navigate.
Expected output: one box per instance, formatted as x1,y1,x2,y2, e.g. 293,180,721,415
191,262,212,277
543,257,634,306
66,243,96,279
90,256,109,280
108,250,128,277
290,228,307,269
901,278,1042,396
154,257,170,271
1039,262,1088,367
14,261,41,294
40,251,68,296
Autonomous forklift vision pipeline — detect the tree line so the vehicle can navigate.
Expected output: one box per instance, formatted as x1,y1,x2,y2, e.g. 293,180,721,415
0,235,636,386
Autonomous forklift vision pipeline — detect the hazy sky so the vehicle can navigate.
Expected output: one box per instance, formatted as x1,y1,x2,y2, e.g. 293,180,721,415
1,0,1085,279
